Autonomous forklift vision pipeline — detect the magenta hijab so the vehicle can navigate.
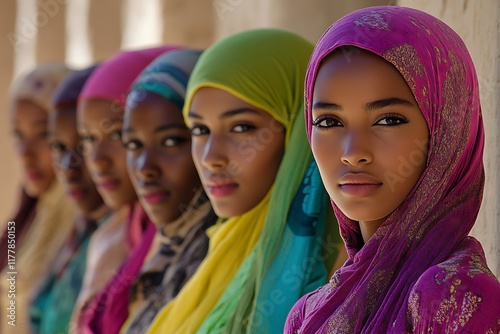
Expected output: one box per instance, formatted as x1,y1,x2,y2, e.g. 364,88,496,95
295,6,497,333
79,46,179,107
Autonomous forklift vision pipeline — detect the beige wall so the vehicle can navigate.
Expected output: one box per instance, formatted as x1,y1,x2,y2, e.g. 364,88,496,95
214,0,393,42
1,0,498,277
399,0,500,278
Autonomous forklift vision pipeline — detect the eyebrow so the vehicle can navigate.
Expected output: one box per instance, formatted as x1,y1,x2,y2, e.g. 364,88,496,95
123,123,187,134
187,108,260,119
312,97,415,112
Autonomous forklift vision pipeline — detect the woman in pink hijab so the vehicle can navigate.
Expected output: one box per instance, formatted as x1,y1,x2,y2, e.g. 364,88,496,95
70,46,176,333
286,6,500,333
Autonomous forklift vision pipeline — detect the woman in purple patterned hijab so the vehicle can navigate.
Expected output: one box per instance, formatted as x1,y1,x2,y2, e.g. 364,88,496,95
285,6,500,333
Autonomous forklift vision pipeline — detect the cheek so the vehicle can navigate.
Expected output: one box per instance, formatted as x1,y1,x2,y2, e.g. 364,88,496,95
311,134,340,184
113,148,132,179
191,142,205,171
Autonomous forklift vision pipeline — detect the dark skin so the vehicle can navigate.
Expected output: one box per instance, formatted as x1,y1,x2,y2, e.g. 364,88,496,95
311,50,429,243
188,87,285,218
123,91,201,225
49,106,105,218
77,99,138,209
11,99,55,197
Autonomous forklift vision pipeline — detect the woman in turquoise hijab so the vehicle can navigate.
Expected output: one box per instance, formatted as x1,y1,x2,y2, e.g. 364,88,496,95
148,29,344,334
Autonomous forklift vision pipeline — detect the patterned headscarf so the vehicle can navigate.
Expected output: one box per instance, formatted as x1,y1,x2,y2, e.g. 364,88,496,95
127,49,203,110
291,6,497,333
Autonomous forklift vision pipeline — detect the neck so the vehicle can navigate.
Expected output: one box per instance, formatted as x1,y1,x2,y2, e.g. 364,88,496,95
359,219,384,243
83,203,111,222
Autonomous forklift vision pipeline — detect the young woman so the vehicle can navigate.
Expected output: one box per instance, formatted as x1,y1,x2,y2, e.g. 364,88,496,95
29,65,111,334
147,29,344,334
114,49,217,334
70,46,175,332
286,6,500,333
1,63,74,334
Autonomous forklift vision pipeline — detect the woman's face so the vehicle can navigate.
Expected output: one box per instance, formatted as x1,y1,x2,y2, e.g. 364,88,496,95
49,107,104,216
311,50,429,228
78,99,137,209
11,100,55,197
123,92,201,225
188,87,285,218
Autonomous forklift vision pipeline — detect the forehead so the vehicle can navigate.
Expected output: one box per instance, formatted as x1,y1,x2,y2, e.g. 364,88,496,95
78,99,124,127
313,50,414,101
49,107,77,130
12,99,48,122
124,92,184,127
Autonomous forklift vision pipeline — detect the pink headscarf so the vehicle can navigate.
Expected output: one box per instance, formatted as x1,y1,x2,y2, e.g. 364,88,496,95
292,6,498,333
79,46,179,107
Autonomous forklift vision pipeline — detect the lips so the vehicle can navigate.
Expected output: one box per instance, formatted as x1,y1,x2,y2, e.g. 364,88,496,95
205,176,238,197
25,169,43,182
338,172,382,197
96,178,120,191
67,187,87,201
141,191,170,205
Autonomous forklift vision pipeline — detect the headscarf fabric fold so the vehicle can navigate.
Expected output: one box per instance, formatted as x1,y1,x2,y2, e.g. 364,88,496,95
148,28,338,334
286,6,500,333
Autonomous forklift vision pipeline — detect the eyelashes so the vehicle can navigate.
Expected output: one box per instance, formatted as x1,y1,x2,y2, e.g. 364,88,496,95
312,113,409,129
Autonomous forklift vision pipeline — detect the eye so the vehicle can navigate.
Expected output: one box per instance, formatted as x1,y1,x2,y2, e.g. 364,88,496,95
375,114,408,126
37,131,49,140
123,139,141,151
110,130,122,141
232,124,255,133
50,141,66,153
12,130,22,140
82,133,97,143
312,116,343,128
190,125,209,136
163,137,187,147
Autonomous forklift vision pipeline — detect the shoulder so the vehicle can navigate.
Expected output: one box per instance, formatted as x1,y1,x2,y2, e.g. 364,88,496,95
409,250,500,333
284,283,331,334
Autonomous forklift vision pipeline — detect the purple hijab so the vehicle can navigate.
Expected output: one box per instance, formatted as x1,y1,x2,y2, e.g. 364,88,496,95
286,6,500,333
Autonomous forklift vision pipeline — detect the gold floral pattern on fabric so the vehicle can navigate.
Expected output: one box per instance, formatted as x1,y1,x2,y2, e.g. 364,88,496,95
353,9,393,31
468,252,495,278
407,289,422,332
383,44,424,94
435,257,461,285
458,291,482,327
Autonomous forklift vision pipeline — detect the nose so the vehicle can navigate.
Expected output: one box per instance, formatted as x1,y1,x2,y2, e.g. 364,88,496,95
55,150,83,176
340,132,373,166
86,139,111,172
199,134,228,172
133,148,160,181
17,139,36,166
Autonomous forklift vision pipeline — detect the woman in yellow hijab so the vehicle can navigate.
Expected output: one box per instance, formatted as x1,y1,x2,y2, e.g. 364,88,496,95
147,29,344,334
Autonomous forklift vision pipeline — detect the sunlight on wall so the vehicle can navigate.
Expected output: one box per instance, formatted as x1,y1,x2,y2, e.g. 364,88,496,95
66,0,92,68
122,0,163,50
13,0,36,79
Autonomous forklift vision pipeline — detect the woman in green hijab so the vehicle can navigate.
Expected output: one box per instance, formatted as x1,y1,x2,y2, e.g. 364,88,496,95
147,28,344,334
